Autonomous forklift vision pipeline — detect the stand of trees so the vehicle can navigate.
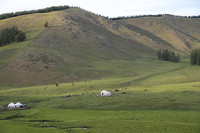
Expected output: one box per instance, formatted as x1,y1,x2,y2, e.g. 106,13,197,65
0,6,70,20
0,26,26,46
111,14,163,20
157,49,180,62
111,14,200,21
191,48,200,65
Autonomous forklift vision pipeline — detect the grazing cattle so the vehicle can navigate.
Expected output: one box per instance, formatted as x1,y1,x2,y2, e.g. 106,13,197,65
61,95,72,98
0,106,3,110
55,83,59,87
112,89,119,92
122,92,127,94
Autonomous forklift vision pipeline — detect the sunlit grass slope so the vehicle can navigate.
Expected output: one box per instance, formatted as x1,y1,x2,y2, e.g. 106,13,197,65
0,11,65,86
0,8,155,87
0,8,200,87
116,15,200,54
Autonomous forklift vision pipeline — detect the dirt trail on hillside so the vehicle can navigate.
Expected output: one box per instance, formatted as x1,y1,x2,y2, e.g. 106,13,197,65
119,65,187,87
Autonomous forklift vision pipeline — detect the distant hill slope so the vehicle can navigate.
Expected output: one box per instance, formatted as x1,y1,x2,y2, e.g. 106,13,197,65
116,15,200,53
0,8,200,87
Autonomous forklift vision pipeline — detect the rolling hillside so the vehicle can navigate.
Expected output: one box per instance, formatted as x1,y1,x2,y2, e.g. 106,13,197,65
116,15,200,53
0,8,200,87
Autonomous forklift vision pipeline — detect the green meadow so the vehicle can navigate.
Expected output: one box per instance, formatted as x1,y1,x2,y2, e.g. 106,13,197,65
1,58,200,133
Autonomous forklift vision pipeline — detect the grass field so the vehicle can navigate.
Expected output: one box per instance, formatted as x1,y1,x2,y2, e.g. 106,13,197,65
0,109,199,133
1,58,200,133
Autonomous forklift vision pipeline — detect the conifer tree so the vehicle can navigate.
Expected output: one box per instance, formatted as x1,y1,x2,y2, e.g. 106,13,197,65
44,21,48,27
191,48,200,65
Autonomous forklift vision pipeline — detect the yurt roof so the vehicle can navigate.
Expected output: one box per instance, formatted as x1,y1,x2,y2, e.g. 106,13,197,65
101,90,110,93
15,102,22,105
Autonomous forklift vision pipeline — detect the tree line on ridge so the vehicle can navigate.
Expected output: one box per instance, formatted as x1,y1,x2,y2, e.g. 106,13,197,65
0,6,70,20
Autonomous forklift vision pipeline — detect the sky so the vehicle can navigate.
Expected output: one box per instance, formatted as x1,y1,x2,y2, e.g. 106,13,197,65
0,0,199,17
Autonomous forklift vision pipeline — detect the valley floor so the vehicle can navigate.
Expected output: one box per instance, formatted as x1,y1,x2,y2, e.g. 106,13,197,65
0,59,200,133
0,109,200,133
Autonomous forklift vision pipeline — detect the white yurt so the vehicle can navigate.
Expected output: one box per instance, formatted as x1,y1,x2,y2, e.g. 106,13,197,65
15,102,22,108
8,102,15,108
100,90,111,97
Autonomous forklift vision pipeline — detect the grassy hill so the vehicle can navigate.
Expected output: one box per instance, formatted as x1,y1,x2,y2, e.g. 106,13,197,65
0,8,153,87
0,8,200,87
116,15,200,54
